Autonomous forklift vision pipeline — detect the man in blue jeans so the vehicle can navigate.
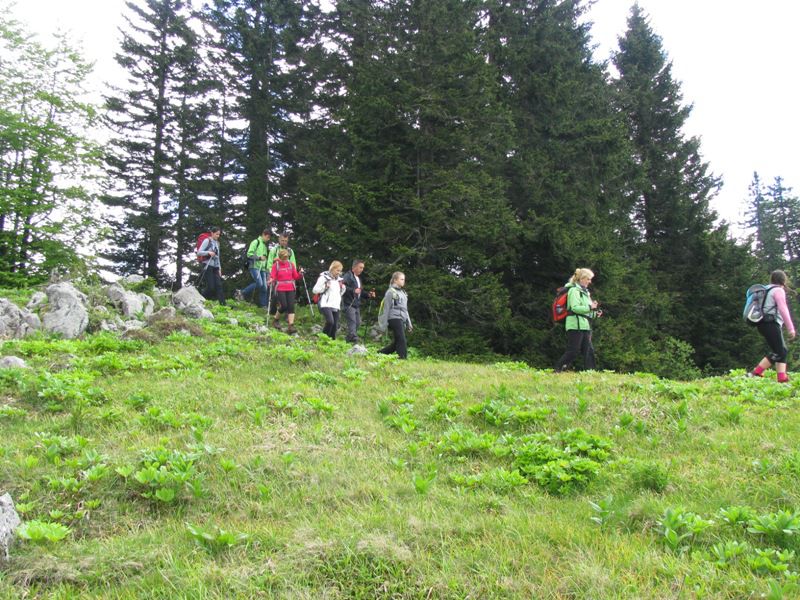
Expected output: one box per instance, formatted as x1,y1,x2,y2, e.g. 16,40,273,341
236,229,271,307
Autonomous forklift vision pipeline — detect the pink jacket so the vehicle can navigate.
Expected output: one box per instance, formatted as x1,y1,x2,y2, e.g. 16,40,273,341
270,260,301,292
770,286,796,335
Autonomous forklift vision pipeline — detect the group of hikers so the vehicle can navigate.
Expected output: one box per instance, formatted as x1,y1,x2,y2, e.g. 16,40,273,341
196,228,796,378
196,228,412,359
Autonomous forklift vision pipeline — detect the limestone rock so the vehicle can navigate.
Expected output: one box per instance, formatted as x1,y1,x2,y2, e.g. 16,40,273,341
106,283,154,319
147,307,177,325
26,291,47,311
0,299,41,338
41,282,88,339
0,493,21,562
0,356,28,369
346,344,368,357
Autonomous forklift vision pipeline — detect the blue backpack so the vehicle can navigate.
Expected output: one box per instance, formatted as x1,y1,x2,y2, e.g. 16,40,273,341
743,284,776,325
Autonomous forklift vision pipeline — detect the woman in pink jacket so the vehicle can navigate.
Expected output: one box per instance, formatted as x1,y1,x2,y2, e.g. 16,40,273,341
269,249,303,334
750,270,796,382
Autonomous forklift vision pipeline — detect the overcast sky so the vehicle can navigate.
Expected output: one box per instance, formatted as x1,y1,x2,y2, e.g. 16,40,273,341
7,0,798,232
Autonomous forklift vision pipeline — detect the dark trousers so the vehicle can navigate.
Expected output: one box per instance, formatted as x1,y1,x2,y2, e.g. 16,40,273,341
203,267,225,305
379,318,407,359
757,320,788,363
555,330,595,372
320,307,340,339
344,305,361,342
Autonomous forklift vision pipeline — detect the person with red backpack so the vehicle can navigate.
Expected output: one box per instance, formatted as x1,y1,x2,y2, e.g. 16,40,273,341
554,268,601,373
269,248,303,333
748,269,796,382
196,226,226,306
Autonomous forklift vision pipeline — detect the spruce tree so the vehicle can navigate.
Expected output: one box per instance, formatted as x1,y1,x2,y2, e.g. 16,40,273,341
103,0,204,282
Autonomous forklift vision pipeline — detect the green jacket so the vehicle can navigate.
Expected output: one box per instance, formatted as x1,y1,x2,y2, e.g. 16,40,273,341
247,238,270,271
565,284,596,331
266,245,296,268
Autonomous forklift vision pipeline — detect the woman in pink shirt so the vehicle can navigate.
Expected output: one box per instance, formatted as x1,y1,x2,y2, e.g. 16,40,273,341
269,249,303,334
750,270,796,382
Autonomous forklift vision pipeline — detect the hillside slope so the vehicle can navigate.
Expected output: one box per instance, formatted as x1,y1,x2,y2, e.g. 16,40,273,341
1,300,800,599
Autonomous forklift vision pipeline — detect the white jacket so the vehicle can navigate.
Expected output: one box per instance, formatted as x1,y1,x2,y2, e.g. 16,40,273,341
312,272,343,310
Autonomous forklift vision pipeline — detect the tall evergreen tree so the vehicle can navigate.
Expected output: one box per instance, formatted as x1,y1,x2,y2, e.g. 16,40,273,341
103,0,205,282
297,0,518,353
613,4,755,370
744,172,784,270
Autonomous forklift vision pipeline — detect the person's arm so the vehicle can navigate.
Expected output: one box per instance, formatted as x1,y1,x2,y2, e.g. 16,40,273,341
774,287,796,337
311,274,328,294
568,287,590,316
197,238,213,258
247,239,259,258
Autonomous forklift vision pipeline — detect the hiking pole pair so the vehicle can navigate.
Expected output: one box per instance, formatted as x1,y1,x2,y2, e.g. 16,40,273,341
193,260,211,290
301,271,315,317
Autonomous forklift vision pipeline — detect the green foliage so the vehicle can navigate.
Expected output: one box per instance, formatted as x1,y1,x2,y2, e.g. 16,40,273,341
186,523,248,552
17,520,71,544
630,461,670,493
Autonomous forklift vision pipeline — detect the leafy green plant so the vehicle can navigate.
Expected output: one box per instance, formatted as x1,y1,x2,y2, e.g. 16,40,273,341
709,540,750,568
301,371,339,386
436,427,496,455
413,466,437,495
186,523,249,552
747,511,800,546
17,520,71,544
384,405,418,434
589,496,615,527
718,505,755,528
449,468,528,493
305,396,336,416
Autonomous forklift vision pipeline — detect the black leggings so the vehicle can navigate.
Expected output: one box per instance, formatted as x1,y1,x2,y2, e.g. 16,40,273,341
379,318,407,359
555,330,596,372
320,307,340,339
276,290,296,315
757,320,788,363
203,267,226,305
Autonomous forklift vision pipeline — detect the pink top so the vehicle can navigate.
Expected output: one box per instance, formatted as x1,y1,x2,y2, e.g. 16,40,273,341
772,287,796,335
269,260,301,292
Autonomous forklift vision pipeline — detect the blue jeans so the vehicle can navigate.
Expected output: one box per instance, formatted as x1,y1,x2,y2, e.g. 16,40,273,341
241,268,268,307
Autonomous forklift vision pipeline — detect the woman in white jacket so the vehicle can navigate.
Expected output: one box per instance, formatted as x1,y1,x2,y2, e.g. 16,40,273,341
313,260,345,339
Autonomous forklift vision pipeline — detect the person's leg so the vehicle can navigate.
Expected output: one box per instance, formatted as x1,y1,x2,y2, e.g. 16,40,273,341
241,267,260,300
379,319,401,355
581,332,596,370
320,307,334,337
555,330,582,372
256,271,268,307
286,292,297,332
331,309,340,340
345,306,359,342
393,319,407,359
206,267,225,305
753,322,785,377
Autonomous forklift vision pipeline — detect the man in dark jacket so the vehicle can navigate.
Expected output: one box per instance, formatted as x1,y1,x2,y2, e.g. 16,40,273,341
341,259,375,343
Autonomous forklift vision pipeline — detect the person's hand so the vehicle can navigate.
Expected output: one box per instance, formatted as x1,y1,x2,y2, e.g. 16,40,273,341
208,251,216,258
590,300,598,309
355,288,361,295
299,268,305,274
369,290,376,298
596,309,603,318
407,324,413,333
790,330,797,340
259,255,266,261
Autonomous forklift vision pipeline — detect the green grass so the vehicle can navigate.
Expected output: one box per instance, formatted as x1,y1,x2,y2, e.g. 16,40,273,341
1,300,800,598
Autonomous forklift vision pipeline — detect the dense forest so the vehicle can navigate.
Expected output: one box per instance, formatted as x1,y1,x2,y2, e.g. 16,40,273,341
1,0,798,376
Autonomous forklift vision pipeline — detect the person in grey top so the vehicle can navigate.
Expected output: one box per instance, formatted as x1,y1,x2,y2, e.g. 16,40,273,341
378,271,412,359
196,226,226,305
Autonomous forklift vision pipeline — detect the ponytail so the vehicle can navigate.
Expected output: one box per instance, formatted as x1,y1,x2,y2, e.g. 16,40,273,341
568,268,595,286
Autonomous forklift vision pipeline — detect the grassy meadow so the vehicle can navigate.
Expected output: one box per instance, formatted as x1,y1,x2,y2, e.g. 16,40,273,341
1,294,799,599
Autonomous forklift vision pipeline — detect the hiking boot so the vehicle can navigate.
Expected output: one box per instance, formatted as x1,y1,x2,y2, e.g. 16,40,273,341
272,318,281,329
287,325,297,335
234,289,244,301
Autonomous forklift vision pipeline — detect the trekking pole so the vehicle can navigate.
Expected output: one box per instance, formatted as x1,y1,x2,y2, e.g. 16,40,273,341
193,260,211,289
265,282,274,329
360,297,372,342
300,272,315,317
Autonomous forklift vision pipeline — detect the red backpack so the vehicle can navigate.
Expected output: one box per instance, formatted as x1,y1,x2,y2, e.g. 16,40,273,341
195,232,212,262
551,286,571,322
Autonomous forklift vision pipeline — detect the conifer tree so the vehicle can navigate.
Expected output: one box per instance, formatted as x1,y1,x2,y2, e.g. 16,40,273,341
103,0,205,282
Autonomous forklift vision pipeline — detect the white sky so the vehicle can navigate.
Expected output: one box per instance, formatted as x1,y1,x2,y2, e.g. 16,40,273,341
7,0,798,232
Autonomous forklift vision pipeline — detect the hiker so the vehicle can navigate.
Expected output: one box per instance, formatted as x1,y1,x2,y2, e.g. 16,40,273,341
554,268,602,372
267,233,297,317
748,269,796,382
313,260,345,339
342,259,376,343
269,248,303,334
378,271,412,359
196,226,226,306
236,229,271,307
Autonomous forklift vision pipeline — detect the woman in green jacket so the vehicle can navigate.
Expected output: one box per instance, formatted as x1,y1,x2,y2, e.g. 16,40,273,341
555,268,602,372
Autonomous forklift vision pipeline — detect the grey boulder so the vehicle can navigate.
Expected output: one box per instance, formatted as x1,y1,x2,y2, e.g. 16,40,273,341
106,283,154,319
0,356,28,369
0,493,21,562
0,299,41,338
42,282,88,339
